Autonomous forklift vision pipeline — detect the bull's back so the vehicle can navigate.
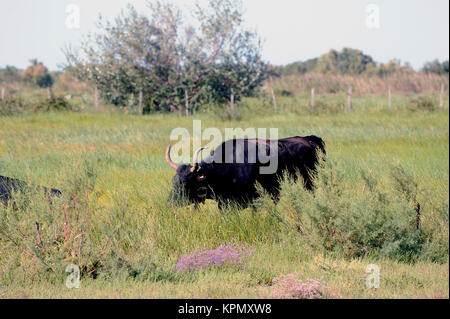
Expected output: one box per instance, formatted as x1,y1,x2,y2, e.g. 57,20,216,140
0,175,62,205
206,136,324,166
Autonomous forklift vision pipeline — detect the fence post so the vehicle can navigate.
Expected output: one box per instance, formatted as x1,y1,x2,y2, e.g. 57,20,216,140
1,87,4,101
269,77,278,112
270,87,278,112
185,88,189,116
47,87,52,100
311,88,315,110
347,87,352,112
230,88,235,111
440,83,445,110
388,86,392,110
138,88,143,115
94,86,99,110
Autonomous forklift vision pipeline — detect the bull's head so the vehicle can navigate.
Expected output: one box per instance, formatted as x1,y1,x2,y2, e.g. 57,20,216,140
166,145,209,206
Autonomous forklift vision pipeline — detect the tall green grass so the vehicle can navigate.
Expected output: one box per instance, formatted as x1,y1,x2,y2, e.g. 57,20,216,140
0,98,448,298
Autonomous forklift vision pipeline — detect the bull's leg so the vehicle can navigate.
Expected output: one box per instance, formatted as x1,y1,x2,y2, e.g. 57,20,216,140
217,200,227,211
303,175,314,191
217,197,250,211
299,165,314,191
259,178,281,205
271,193,281,204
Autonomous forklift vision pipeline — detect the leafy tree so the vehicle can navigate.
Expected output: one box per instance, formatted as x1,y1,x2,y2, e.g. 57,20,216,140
193,0,266,104
421,59,449,75
279,48,418,77
0,65,22,84
64,0,267,113
282,58,317,75
367,59,414,77
23,59,54,88
315,48,376,75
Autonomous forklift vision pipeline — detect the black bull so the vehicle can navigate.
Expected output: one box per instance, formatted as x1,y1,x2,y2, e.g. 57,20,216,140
166,135,326,209
0,175,62,206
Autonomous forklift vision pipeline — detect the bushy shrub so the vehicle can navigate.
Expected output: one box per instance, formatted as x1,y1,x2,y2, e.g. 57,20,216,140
0,156,187,286
23,60,54,88
34,96,74,112
0,95,76,116
0,158,99,284
274,89,294,97
408,95,436,112
419,200,449,263
0,96,27,115
277,161,441,263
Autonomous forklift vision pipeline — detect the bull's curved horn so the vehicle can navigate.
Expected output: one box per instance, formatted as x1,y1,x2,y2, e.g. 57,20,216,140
165,145,179,170
190,147,208,172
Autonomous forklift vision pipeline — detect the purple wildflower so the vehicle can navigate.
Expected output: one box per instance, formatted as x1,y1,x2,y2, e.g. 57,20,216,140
176,239,256,271
272,273,337,299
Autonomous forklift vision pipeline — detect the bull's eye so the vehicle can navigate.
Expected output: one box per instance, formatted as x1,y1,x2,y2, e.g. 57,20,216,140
198,174,206,180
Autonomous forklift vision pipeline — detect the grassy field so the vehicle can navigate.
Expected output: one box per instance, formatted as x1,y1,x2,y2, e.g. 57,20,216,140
0,95,448,299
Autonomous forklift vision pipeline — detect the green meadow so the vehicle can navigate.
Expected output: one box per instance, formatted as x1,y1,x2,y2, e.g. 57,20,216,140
0,95,448,298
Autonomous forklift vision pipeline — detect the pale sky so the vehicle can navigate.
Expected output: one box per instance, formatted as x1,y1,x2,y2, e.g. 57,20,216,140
0,0,448,70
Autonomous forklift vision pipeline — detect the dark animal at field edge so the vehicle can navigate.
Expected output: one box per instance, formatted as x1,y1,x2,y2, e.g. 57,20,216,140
166,135,326,210
0,175,62,206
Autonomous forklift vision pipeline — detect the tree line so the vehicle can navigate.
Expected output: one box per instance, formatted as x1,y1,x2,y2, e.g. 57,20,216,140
278,48,449,77
1,0,447,114
0,60,54,88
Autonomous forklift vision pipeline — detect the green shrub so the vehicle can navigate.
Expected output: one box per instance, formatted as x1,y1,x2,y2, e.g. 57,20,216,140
0,96,27,115
0,95,75,116
274,89,294,97
277,161,438,263
408,95,436,112
34,96,75,112
419,200,449,263
0,158,98,285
